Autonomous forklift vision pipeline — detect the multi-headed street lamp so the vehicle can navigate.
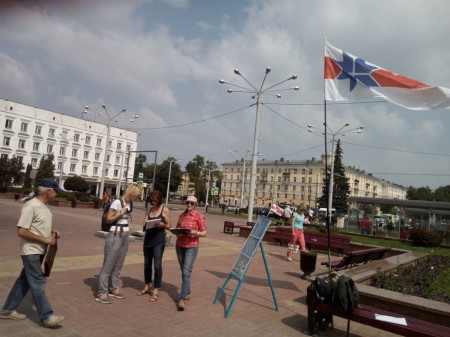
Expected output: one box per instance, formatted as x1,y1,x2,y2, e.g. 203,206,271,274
85,104,138,198
220,68,299,222
200,164,216,208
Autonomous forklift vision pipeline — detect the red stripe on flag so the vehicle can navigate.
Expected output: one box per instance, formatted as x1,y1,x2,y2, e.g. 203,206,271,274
324,56,341,79
371,69,429,89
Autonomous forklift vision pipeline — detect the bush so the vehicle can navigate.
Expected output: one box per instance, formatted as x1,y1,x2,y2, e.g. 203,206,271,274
63,175,89,192
79,196,91,202
409,228,444,247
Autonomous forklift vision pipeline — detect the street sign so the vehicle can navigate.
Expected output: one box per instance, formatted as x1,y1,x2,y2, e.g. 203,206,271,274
138,172,144,179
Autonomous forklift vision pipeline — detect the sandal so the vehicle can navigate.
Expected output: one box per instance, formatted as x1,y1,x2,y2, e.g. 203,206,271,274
137,289,149,296
149,290,158,302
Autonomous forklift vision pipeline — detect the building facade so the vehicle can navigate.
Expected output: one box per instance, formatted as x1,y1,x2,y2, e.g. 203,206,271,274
0,99,138,196
221,155,406,208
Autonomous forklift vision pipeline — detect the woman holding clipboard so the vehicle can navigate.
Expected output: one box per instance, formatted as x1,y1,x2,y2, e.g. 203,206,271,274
173,195,206,311
138,190,172,302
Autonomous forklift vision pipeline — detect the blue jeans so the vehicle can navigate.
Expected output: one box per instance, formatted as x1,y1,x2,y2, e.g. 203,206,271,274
1,255,53,322
175,245,198,300
143,243,165,288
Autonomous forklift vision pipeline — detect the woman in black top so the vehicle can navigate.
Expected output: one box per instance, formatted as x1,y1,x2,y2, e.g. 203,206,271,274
138,190,172,302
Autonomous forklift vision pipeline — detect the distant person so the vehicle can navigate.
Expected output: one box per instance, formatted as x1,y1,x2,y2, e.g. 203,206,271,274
144,193,152,210
174,196,206,311
286,206,306,262
375,222,387,237
360,214,372,235
283,206,292,224
95,183,142,304
0,179,64,328
138,190,171,302
221,204,226,214
101,191,109,211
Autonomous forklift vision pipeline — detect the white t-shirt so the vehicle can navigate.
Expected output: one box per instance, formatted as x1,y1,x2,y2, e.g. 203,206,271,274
17,198,53,255
109,198,131,232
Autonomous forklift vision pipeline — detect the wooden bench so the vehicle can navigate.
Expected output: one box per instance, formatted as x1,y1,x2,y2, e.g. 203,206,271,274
223,221,255,234
307,298,450,337
271,228,350,256
321,247,391,271
304,231,350,256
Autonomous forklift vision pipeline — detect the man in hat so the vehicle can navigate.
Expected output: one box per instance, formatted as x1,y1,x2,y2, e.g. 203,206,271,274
0,179,64,328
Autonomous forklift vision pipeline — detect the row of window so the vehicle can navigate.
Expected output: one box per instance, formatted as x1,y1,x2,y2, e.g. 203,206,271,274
4,119,127,150
223,182,313,192
225,167,315,175
224,174,313,183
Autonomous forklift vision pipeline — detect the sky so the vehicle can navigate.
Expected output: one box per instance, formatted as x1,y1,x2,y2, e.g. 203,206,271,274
1,0,449,189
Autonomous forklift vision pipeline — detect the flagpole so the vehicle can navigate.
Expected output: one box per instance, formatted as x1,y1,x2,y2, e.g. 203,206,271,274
323,38,332,273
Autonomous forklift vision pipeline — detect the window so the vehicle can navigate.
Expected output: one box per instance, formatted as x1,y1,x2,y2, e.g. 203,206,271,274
105,168,109,176
3,137,11,146
117,142,122,150
49,128,55,137
308,177,312,183
5,119,13,129
20,122,28,132
47,144,53,153
95,153,100,160
33,142,40,151
35,125,42,135
115,156,121,164
85,136,91,145
70,164,76,172
73,133,80,142
96,138,102,146
1,154,7,159
31,158,38,167
302,177,305,183
81,165,87,174
93,167,99,175
114,169,119,177
126,144,131,151
57,162,62,170
72,149,78,158
16,156,23,163
293,177,297,182
18,139,26,149
60,147,65,155
106,155,110,162
84,151,89,159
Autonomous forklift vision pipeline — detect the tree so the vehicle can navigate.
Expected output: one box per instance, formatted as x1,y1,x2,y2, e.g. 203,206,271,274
154,157,183,198
133,153,157,191
318,139,350,213
64,175,89,192
22,164,33,190
406,186,434,201
185,155,220,204
34,154,55,188
0,155,25,190
434,185,450,202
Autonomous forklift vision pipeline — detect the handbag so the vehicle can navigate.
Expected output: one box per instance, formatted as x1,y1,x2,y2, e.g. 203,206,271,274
44,238,58,277
288,243,300,254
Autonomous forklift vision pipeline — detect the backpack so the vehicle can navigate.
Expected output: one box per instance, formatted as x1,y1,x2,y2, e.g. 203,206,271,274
101,199,133,232
332,275,360,313
307,277,333,331
312,276,333,304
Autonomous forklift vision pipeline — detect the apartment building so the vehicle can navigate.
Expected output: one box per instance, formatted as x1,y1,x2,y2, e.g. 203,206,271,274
0,99,138,196
221,154,406,208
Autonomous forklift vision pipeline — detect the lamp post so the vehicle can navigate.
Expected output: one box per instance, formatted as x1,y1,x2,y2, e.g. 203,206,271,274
220,68,299,222
200,165,215,208
89,104,138,198
165,157,182,205
116,150,126,197
227,149,250,209
58,132,71,188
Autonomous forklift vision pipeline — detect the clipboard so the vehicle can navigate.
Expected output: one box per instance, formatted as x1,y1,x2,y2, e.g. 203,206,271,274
44,239,58,277
169,228,191,235
145,218,162,229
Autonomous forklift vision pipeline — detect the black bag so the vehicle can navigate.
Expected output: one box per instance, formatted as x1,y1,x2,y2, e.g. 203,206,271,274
101,199,133,232
332,275,360,312
307,277,333,330
313,276,333,303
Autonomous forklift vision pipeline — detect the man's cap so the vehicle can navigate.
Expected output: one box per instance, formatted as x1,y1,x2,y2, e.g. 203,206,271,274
186,195,197,204
39,178,63,192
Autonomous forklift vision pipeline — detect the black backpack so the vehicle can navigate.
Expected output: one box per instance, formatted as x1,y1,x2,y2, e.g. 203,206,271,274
312,276,333,304
332,275,360,312
307,277,333,331
101,199,133,232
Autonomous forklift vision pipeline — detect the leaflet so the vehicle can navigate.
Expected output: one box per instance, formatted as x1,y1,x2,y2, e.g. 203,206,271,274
146,218,162,228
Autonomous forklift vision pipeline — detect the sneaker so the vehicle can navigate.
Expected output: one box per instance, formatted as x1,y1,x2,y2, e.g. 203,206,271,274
286,257,293,262
95,293,112,304
185,294,192,301
108,289,125,299
0,310,26,320
43,315,64,328
177,300,186,311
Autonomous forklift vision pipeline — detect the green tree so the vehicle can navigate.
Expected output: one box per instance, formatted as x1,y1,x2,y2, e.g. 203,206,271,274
318,139,350,213
22,164,33,190
64,175,89,192
34,154,56,188
185,155,220,204
0,156,25,190
434,185,450,202
406,186,434,201
133,153,157,191
154,157,183,198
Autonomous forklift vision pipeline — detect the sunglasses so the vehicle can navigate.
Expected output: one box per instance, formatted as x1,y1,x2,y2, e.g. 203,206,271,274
185,201,195,206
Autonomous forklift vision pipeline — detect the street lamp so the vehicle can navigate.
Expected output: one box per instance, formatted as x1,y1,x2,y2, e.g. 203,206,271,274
57,132,72,188
200,165,216,208
165,157,182,205
116,149,126,197
220,68,299,222
90,104,138,198
227,149,250,209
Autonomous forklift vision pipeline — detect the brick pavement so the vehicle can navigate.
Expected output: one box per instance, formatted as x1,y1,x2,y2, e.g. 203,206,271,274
0,199,400,337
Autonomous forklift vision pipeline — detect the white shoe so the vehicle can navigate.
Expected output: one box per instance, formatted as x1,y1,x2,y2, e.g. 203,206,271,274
0,310,26,320
43,315,64,328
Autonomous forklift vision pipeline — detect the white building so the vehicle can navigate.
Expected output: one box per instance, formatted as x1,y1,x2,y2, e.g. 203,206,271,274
0,99,138,196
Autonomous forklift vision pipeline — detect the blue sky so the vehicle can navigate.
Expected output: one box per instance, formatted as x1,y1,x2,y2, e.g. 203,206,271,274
1,0,449,189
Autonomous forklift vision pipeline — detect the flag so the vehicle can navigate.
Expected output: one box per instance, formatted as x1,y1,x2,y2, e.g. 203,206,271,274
324,41,450,110
269,204,284,217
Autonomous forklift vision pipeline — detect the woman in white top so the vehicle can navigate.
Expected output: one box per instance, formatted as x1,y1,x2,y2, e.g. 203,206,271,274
95,183,142,304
